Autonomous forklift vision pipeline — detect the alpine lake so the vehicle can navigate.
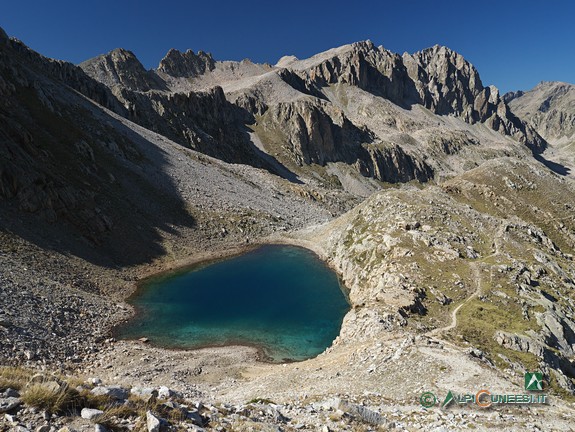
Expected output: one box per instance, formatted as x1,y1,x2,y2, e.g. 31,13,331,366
116,245,350,362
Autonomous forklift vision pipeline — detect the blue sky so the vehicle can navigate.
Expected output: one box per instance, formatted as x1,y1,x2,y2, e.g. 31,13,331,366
2,1,573,93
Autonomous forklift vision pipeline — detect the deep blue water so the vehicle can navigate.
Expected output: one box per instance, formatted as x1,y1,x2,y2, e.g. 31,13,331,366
116,245,349,362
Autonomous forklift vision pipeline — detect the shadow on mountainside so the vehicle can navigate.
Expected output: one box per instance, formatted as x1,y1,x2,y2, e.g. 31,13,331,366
534,154,571,176
0,81,195,268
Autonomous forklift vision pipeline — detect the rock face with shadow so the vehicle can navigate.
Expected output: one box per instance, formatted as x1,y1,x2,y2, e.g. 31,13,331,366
0,29,195,266
279,41,545,153
290,41,419,107
403,46,546,153
3,31,126,115
257,99,432,182
114,85,269,167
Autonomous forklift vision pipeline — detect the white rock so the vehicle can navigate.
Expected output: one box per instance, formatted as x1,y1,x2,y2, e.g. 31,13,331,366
81,408,104,420
146,410,161,432
158,386,173,399
90,386,129,400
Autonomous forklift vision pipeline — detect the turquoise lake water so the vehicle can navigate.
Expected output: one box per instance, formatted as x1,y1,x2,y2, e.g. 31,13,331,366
116,245,350,362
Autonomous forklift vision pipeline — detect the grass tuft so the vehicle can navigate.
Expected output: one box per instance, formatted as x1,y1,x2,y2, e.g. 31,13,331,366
0,366,33,391
21,381,80,414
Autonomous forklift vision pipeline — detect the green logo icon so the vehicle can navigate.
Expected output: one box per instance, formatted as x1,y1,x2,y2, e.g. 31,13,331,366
442,390,454,408
525,372,544,391
420,392,437,408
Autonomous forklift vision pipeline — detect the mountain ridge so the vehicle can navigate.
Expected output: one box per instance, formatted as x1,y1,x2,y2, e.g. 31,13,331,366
74,36,548,189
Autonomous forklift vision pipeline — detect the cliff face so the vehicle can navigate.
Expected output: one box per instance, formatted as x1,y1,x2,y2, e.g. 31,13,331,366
292,41,419,107
114,85,267,167
257,99,432,182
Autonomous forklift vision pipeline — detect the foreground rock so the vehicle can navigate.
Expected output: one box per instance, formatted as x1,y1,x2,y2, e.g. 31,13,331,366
80,408,103,420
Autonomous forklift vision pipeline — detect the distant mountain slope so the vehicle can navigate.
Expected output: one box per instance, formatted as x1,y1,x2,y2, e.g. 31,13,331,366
506,81,575,144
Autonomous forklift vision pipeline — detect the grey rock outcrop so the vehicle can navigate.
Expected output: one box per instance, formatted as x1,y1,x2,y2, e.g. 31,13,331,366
365,143,433,183
260,99,368,166
90,385,129,400
158,48,215,78
259,99,432,182
0,397,21,413
495,331,545,357
403,46,485,118
80,48,166,92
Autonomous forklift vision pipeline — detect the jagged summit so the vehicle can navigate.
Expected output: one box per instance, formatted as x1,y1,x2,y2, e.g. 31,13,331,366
79,47,164,92
157,47,215,78
1,23,549,186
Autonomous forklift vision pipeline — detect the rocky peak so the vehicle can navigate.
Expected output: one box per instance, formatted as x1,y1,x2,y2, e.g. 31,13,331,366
108,48,143,69
79,48,164,92
403,45,484,116
507,81,575,143
293,41,416,106
351,40,376,52
276,55,298,68
503,90,525,104
157,48,215,78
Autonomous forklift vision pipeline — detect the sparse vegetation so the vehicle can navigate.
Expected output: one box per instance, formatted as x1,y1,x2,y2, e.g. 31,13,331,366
0,366,33,391
248,397,276,405
21,381,79,415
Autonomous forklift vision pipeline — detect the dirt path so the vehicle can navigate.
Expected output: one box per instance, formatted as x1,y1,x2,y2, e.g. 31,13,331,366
426,263,482,337
426,221,506,338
